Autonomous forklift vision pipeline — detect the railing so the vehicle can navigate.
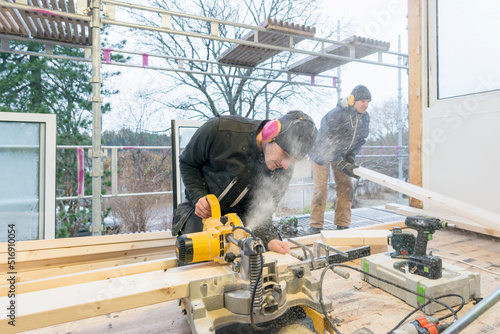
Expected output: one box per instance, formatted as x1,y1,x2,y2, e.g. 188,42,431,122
55,144,408,217
55,145,173,202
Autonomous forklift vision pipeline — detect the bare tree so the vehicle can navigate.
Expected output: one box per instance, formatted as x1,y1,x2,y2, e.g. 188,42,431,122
366,97,409,146
131,0,350,120
357,97,410,183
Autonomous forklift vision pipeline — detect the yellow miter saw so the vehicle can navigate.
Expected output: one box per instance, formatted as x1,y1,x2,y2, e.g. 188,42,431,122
172,195,370,333
175,194,248,264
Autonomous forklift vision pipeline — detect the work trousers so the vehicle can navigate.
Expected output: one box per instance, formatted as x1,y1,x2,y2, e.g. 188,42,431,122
309,161,353,228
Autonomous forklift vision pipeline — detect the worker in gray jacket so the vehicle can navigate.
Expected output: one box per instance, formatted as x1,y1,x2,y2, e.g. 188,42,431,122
172,110,317,254
305,85,371,234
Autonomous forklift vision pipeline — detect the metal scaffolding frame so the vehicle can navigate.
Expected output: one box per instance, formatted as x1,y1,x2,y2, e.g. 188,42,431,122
0,0,408,236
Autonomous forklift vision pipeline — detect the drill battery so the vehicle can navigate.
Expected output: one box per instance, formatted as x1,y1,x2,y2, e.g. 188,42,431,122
388,227,416,258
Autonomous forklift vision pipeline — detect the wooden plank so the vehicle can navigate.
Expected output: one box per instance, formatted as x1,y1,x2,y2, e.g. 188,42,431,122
0,245,175,273
354,167,500,230
0,238,175,263
0,251,171,284
16,7,37,36
58,0,74,43
0,230,173,253
408,0,423,208
0,258,178,296
385,203,500,238
50,0,64,37
349,220,406,231
1,7,28,36
321,230,390,246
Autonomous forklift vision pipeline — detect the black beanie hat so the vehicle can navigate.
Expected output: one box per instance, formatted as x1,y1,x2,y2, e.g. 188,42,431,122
351,85,372,101
274,110,318,160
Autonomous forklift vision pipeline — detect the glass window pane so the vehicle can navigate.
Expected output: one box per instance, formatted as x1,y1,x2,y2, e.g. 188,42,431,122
437,0,500,99
0,121,41,241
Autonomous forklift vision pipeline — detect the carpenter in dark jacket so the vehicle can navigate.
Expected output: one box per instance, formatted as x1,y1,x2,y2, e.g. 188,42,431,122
172,111,317,254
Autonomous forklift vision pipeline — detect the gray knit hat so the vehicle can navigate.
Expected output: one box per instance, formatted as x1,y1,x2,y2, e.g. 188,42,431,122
274,110,318,160
351,85,372,101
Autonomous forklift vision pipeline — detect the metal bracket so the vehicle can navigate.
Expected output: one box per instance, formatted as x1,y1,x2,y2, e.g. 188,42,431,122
288,238,317,270
316,242,349,259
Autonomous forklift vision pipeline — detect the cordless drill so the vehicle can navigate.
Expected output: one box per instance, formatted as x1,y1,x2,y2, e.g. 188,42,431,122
405,215,455,279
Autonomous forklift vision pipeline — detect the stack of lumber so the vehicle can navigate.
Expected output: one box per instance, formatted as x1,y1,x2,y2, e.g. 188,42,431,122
0,231,176,287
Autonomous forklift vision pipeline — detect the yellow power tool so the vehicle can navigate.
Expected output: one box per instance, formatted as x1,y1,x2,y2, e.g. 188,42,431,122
175,194,246,264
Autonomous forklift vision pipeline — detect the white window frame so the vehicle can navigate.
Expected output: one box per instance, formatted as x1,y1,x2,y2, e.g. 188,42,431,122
171,119,205,208
0,112,56,240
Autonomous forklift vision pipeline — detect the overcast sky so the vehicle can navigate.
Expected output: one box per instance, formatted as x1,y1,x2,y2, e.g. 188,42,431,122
319,0,409,101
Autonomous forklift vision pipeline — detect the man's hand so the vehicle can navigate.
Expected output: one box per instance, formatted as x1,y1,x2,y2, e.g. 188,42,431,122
267,239,290,254
345,153,355,165
195,196,211,219
338,160,360,179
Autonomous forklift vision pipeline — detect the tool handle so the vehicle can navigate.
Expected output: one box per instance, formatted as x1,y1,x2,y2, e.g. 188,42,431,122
331,267,350,279
205,194,221,219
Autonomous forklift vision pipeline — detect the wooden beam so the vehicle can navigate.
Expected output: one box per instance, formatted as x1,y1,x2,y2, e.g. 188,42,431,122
0,252,172,284
347,221,405,231
0,230,173,253
1,246,175,274
0,238,175,264
354,167,500,230
385,203,500,238
408,0,423,208
0,258,178,296
321,230,390,246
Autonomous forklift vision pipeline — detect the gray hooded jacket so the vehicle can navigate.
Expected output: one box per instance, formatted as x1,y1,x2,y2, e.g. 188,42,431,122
309,98,370,166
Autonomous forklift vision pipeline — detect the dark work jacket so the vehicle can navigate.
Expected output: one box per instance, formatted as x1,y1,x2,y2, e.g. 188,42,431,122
309,99,370,166
178,115,294,247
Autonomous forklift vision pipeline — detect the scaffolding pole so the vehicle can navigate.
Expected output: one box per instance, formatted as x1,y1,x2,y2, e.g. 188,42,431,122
91,0,103,235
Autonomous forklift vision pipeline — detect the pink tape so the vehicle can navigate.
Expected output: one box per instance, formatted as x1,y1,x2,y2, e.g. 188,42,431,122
332,76,337,88
142,53,149,67
33,9,56,16
77,147,84,197
311,75,316,86
103,49,113,63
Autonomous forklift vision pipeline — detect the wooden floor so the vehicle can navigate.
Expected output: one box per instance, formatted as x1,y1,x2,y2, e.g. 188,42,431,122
24,228,500,334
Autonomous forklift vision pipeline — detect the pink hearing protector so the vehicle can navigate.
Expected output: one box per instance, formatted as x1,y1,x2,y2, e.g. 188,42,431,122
261,120,281,142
